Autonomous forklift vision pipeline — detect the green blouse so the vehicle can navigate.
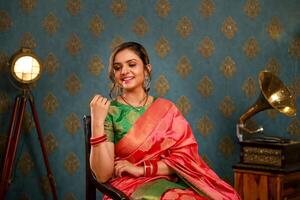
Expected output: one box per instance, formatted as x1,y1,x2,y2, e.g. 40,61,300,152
104,97,157,144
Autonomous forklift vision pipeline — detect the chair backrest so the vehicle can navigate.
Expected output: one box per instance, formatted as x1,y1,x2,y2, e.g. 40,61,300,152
83,115,130,200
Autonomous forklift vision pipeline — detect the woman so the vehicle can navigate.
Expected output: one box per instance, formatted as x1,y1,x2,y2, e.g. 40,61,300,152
90,42,240,200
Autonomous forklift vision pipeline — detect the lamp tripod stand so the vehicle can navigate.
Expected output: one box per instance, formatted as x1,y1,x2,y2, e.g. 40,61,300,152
0,91,58,200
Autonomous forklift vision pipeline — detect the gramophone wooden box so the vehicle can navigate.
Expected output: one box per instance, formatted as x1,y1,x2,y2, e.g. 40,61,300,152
237,138,300,172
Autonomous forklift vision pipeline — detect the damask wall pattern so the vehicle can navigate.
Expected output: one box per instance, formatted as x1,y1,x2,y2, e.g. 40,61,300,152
0,0,300,199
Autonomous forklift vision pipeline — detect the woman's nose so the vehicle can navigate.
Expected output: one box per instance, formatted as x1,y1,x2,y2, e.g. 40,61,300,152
121,66,129,75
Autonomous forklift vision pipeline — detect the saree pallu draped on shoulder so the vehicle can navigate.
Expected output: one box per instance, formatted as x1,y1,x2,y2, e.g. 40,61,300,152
105,98,240,200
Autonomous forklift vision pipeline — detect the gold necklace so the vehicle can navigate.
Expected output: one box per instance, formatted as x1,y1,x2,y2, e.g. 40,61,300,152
120,94,148,111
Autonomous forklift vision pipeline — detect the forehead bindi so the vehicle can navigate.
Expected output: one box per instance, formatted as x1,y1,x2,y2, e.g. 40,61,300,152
114,49,142,64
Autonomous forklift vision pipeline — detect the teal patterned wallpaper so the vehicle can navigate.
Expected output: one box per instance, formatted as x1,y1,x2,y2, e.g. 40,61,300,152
0,0,300,199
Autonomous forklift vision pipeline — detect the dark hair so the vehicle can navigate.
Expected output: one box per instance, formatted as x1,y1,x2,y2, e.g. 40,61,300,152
108,42,151,98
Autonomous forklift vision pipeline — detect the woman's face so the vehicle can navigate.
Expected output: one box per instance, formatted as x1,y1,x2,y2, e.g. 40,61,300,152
113,49,147,92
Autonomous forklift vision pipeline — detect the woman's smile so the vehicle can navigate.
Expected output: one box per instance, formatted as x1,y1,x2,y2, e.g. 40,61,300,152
121,76,135,84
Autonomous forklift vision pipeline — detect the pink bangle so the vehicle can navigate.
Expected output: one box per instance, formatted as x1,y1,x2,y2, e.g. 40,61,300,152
90,135,107,146
150,160,158,176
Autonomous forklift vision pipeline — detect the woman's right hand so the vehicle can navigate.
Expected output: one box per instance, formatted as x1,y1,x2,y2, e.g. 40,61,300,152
90,95,111,127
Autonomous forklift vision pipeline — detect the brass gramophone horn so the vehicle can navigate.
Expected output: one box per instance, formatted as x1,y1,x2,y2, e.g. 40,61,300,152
239,71,296,124
237,71,296,142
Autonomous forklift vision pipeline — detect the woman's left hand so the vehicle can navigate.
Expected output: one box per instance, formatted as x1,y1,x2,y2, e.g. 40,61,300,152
114,160,143,178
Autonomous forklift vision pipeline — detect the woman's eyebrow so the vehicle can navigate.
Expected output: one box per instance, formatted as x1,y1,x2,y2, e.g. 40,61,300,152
126,59,137,63
114,59,137,64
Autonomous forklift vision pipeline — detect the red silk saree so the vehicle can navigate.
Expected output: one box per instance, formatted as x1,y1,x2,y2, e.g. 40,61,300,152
104,98,240,200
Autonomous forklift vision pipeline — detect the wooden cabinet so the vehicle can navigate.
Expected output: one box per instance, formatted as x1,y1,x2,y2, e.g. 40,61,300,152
234,168,300,200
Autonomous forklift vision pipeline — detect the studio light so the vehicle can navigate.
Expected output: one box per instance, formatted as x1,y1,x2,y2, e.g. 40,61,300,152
0,48,58,200
10,49,41,84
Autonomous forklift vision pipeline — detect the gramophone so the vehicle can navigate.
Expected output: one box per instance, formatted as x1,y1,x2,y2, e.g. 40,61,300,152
236,71,300,172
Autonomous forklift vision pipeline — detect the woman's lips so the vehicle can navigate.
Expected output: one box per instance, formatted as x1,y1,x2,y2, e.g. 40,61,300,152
122,77,134,84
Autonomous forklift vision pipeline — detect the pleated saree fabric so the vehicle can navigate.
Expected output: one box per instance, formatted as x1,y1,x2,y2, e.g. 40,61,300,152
103,98,240,200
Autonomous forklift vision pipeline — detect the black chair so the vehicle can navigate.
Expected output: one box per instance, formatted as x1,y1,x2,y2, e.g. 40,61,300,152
83,115,130,200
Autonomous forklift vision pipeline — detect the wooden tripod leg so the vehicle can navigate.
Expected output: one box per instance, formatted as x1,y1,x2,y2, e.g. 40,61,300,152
28,96,58,200
0,95,27,199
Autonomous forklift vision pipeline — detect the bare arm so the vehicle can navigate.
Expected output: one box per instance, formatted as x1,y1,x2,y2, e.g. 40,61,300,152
157,160,174,175
114,159,174,178
89,95,114,183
